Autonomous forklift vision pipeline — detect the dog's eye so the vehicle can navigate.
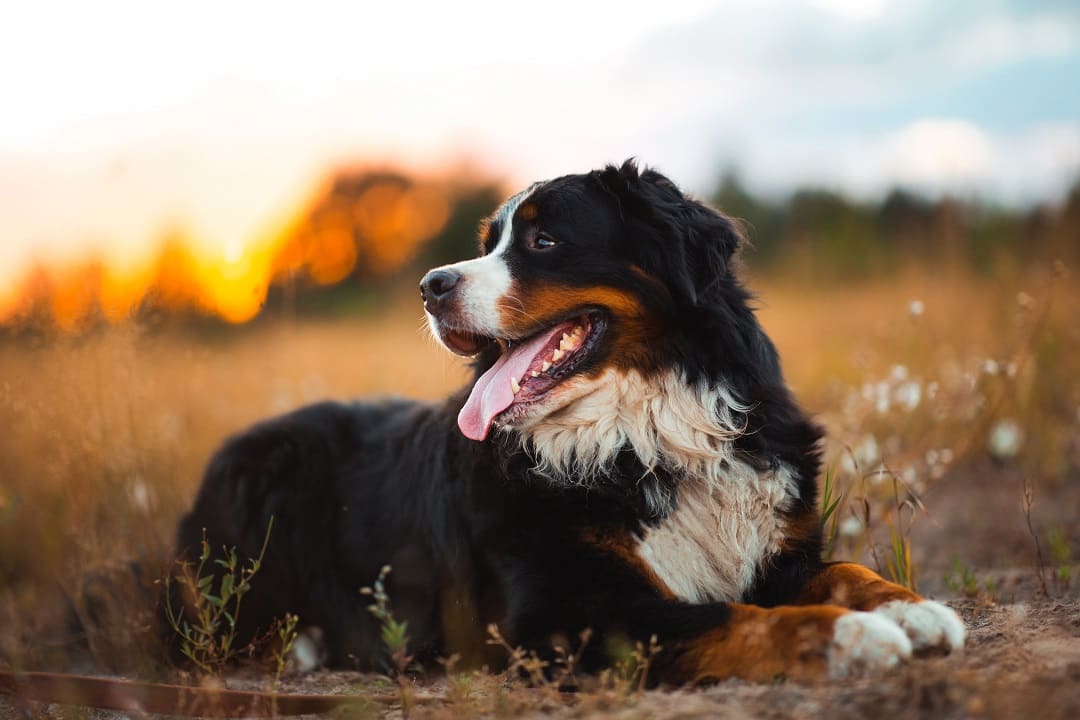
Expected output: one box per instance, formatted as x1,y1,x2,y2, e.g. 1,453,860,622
530,233,558,250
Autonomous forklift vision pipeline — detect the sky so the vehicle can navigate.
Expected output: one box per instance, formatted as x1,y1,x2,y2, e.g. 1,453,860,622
1,0,1078,287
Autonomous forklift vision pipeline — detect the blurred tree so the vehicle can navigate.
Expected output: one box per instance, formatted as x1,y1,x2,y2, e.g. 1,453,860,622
410,183,505,271
711,172,785,265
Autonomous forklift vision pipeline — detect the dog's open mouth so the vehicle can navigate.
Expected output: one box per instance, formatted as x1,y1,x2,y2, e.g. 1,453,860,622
457,313,604,441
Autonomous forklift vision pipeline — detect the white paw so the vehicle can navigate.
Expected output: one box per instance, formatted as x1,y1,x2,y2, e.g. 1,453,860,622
875,600,966,654
828,611,913,679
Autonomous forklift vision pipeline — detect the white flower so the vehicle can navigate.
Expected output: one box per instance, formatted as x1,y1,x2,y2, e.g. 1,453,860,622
908,299,925,317
839,516,864,537
890,365,909,382
129,476,152,513
854,434,880,468
875,382,891,414
982,359,999,375
988,418,1024,460
895,381,921,411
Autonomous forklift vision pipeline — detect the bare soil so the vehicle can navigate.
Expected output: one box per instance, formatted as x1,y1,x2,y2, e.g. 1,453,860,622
2,595,1078,720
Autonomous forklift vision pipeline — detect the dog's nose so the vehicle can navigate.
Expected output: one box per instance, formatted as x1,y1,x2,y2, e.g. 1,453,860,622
420,268,462,309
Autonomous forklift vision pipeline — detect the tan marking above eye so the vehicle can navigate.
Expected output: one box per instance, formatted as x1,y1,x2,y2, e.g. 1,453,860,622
518,203,539,221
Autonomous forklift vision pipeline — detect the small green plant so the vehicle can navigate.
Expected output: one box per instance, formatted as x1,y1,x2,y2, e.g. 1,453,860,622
162,518,275,675
943,557,999,601
820,467,844,560
271,612,300,688
1048,526,1072,590
943,556,979,597
360,565,414,716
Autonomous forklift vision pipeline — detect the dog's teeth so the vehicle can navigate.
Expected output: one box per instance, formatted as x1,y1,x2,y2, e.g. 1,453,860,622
541,360,551,372
530,370,540,378
552,349,564,362
510,377,521,394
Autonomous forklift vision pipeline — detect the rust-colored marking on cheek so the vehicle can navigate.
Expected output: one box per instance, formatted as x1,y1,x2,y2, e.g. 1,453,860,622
794,562,921,610
496,283,651,336
674,604,847,684
495,282,666,374
580,528,677,601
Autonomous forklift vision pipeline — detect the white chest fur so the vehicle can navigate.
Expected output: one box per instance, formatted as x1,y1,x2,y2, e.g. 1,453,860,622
635,461,797,603
519,367,800,602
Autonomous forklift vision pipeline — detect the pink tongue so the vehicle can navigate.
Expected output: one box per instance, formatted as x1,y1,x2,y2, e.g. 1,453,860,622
458,325,567,441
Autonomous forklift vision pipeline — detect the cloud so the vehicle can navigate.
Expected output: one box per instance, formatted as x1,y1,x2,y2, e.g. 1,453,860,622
886,119,994,186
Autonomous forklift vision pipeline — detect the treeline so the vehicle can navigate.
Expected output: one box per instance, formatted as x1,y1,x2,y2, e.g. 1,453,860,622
711,174,1080,278
2,166,1077,335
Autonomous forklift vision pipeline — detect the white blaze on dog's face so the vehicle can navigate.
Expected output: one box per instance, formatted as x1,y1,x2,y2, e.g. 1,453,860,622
421,185,530,342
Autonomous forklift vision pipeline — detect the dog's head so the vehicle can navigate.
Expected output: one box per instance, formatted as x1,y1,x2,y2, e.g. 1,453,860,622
422,160,756,476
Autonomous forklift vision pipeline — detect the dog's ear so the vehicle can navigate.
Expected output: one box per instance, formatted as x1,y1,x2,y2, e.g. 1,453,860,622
594,159,743,306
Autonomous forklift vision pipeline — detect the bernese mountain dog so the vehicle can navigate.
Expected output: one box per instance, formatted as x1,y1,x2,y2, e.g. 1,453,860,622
172,160,965,683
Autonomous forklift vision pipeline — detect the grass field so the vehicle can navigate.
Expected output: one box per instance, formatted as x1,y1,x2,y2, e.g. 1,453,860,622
1,264,1078,716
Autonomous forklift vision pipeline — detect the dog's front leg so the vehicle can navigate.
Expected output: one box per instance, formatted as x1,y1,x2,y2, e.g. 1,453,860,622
636,601,912,685
792,562,966,655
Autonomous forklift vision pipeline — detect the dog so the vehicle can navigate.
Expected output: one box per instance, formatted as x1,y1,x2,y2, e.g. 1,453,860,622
171,160,965,683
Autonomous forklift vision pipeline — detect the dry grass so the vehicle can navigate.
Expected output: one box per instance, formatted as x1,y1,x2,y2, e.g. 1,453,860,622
0,264,1078,702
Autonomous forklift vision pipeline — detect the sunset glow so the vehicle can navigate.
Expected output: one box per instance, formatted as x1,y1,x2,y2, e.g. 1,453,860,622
0,174,458,329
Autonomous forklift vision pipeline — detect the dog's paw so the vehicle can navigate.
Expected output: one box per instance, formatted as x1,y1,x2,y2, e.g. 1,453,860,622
828,611,912,678
874,599,966,655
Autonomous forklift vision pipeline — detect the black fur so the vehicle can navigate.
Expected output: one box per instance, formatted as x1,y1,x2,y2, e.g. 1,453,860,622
169,160,827,679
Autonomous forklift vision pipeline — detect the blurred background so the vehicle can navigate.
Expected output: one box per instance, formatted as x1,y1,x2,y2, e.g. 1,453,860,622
0,0,1078,672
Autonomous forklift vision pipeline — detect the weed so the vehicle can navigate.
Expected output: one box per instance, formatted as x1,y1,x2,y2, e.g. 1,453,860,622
161,518,274,675
943,556,979,597
485,622,660,703
942,556,998,601
820,467,844,560
1048,526,1072,590
271,612,300,687
485,623,550,688
1022,478,1049,598
882,476,920,591
608,634,662,695
360,565,415,716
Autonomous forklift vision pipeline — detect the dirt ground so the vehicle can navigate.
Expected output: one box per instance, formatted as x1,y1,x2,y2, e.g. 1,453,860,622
2,595,1079,720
